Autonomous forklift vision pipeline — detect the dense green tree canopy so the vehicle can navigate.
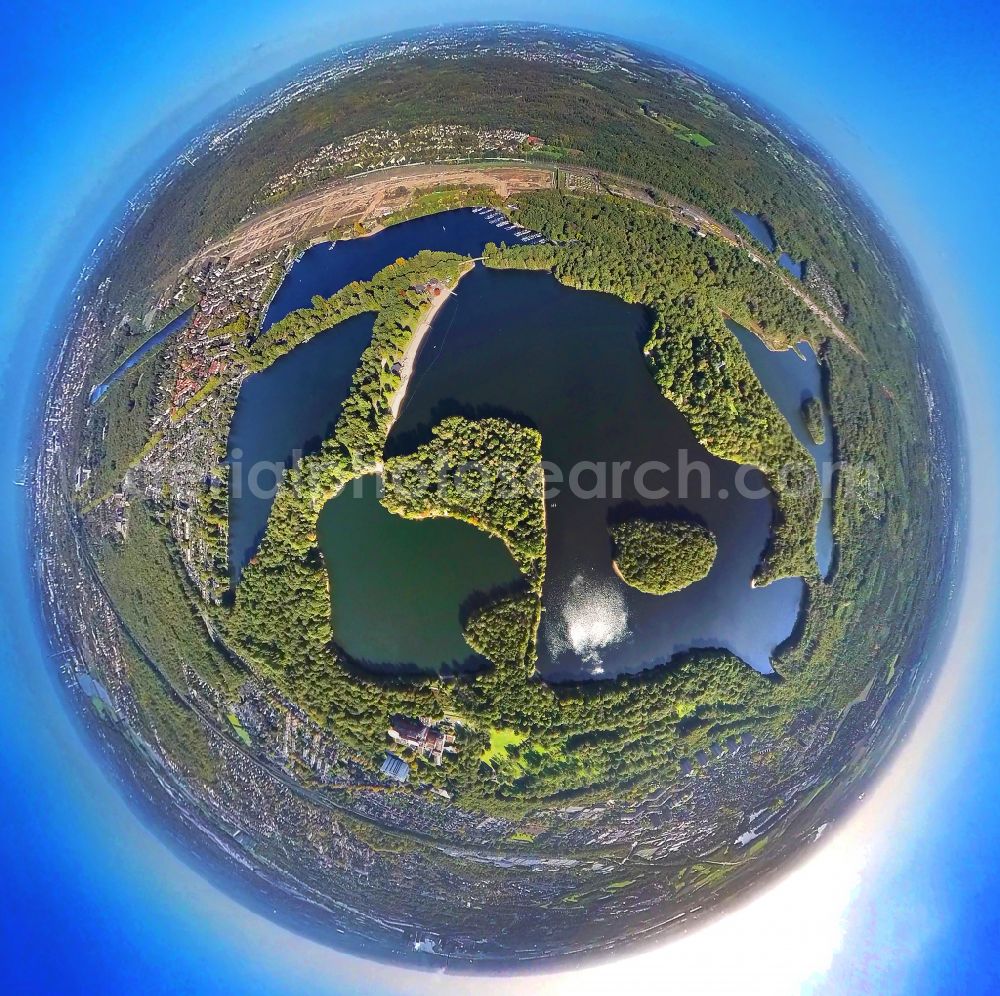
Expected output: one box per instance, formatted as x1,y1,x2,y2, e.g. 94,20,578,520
802,396,826,445
611,516,717,595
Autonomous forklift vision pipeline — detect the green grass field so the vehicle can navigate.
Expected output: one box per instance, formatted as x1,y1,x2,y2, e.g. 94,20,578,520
481,727,527,768
227,712,252,747
682,131,715,147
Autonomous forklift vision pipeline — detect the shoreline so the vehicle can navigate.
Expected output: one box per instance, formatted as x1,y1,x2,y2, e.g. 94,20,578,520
389,261,473,420
194,162,552,266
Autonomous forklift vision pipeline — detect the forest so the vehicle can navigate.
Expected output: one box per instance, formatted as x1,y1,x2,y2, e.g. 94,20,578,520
86,166,952,819
93,502,240,696
124,636,220,785
96,44,902,349
802,396,826,445
225,253,473,687
381,416,546,585
218,224,794,810
610,516,717,595
83,341,170,500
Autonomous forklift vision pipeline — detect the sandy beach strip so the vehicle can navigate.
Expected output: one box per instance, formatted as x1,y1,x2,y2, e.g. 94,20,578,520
389,262,473,420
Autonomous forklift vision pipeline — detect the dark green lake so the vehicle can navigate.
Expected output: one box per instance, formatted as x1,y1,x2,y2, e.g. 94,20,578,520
316,474,520,672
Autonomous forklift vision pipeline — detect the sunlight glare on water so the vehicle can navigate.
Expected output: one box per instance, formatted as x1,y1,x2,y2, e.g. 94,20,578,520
548,573,631,674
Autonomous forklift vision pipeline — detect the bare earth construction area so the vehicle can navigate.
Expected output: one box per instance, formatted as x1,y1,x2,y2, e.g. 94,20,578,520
197,163,554,265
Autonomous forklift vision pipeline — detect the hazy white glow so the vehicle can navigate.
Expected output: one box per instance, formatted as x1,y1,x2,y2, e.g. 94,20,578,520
83,120,994,996
240,825,870,996
252,275,997,993
547,573,630,673
251,571,993,996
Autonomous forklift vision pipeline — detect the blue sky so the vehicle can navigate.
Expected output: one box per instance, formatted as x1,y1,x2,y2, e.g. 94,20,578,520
2,2,999,992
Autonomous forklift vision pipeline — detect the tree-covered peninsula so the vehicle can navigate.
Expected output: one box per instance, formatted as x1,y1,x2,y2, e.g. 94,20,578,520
220,258,778,810
216,187,841,810
381,416,546,586
39,26,961,964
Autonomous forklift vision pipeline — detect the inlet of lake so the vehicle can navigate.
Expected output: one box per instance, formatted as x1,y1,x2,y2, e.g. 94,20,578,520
228,208,834,680
261,206,535,331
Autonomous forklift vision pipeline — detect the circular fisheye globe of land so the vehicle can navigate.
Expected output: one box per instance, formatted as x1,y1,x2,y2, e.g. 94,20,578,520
35,24,960,966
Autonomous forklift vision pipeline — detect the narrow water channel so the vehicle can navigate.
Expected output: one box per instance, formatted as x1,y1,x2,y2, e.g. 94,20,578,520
725,319,834,577
90,307,194,403
226,312,375,582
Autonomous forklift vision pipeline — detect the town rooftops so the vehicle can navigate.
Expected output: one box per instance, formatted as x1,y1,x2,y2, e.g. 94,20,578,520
389,716,446,751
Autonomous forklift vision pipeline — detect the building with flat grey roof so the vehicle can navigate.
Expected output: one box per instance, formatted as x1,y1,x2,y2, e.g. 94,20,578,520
380,752,410,782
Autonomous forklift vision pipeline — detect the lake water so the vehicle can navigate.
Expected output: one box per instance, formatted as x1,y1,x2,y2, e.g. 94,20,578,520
262,207,536,330
226,312,375,582
229,207,840,678
228,207,536,581
90,306,194,403
317,474,520,672
725,319,834,577
733,209,777,251
387,265,805,678
732,209,805,279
